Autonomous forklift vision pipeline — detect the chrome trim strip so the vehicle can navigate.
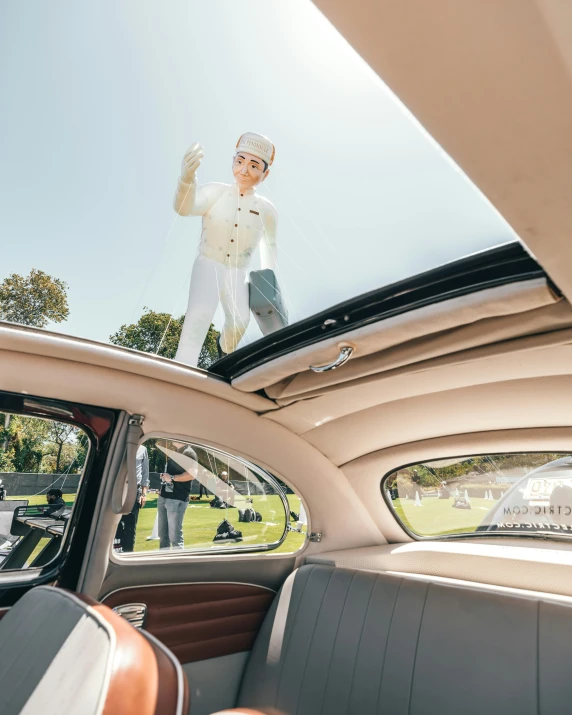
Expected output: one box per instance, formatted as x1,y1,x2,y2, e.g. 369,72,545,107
112,602,147,629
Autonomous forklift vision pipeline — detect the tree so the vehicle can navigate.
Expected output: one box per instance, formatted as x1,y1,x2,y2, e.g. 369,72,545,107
44,422,76,474
0,414,86,475
198,323,221,369
3,414,49,473
110,308,220,369
0,269,69,328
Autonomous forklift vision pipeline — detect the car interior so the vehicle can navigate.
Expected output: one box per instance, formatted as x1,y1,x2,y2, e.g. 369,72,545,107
2,2,572,714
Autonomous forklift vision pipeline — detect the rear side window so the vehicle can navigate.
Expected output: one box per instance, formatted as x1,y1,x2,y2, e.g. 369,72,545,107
114,436,307,557
382,452,572,539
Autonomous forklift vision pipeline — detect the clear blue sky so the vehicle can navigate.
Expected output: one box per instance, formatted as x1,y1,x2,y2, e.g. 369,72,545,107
0,0,516,346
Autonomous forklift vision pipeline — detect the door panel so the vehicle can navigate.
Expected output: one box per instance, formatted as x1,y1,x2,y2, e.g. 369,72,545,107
95,428,302,702
101,554,295,598
102,582,276,663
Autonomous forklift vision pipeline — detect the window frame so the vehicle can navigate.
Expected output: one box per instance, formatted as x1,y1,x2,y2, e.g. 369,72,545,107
112,433,305,560
0,390,120,603
380,450,572,542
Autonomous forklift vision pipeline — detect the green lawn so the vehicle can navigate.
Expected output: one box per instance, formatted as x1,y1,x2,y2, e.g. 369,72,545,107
6,494,78,566
7,492,305,559
392,496,497,536
133,493,306,554
7,494,77,507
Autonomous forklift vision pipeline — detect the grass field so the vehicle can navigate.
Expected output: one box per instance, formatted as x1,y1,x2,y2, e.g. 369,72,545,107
7,494,77,507
132,493,306,554
8,492,306,556
392,496,497,536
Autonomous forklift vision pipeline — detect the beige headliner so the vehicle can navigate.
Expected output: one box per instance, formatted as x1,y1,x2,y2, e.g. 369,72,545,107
0,322,275,413
313,0,572,306
264,337,572,436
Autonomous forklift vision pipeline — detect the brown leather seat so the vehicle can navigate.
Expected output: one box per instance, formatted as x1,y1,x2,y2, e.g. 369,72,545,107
0,585,188,715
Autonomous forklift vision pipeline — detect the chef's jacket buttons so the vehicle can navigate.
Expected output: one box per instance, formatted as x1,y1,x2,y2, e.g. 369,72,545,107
231,239,234,242
238,208,241,211
227,253,230,257
234,224,238,227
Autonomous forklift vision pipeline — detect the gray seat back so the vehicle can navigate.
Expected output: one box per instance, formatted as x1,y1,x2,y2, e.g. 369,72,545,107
238,564,572,715
0,586,113,715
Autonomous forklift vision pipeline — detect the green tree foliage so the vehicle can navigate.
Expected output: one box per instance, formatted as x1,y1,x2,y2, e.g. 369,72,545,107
43,422,76,473
0,269,69,328
198,323,220,370
0,414,86,475
109,308,220,369
7,415,49,473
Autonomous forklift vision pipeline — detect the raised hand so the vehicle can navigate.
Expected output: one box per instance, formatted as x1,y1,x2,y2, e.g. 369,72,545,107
181,142,204,183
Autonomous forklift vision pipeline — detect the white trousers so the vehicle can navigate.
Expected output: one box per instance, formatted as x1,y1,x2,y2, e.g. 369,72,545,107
176,255,250,366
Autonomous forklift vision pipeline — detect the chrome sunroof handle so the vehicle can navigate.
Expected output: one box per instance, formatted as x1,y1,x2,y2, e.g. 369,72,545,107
310,345,354,373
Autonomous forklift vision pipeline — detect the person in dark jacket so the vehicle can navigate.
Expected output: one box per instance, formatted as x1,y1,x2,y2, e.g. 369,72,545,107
44,488,65,516
158,444,197,549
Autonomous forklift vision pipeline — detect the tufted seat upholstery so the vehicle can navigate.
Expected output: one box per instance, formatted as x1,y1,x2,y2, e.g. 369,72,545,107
237,564,572,715
0,585,188,715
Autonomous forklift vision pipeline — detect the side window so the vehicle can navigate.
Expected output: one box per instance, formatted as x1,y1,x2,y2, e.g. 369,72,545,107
0,411,89,570
383,452,572,539
115,437,307,556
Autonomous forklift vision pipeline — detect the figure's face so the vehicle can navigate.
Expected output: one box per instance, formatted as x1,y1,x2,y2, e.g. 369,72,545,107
232,152,268,190
46,494,54,504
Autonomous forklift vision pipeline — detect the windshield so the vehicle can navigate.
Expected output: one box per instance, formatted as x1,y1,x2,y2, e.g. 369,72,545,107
0,1,516,369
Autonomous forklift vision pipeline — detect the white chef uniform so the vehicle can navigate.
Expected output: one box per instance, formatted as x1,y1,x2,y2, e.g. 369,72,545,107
173,177,278,366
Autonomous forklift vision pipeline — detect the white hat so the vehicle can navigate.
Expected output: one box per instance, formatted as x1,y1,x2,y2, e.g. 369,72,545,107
236,132,275,167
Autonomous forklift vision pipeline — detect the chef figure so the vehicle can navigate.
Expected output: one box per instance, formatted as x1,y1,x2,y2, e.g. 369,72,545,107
173,132,278,366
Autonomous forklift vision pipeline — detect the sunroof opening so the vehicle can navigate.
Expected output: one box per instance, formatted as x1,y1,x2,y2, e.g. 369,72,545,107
1,1,516,370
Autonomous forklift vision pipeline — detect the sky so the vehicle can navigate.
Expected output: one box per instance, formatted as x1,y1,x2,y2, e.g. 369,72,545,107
0,0,517,348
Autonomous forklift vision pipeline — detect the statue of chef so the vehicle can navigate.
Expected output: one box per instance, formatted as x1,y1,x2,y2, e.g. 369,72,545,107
173,132,278,366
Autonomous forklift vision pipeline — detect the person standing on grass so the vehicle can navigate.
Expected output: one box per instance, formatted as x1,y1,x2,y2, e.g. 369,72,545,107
219,470,236,507
158,445,198,549
198,467,211,500
116,444,149,553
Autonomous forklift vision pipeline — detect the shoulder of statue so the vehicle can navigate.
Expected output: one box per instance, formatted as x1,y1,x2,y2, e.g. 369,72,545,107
202,182,228,196
256,195,278,219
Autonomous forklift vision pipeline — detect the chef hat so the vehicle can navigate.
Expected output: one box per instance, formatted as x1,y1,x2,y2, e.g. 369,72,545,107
235,132,275,167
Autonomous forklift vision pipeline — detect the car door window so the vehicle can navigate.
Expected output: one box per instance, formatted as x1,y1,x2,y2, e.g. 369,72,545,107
114,436,307,556
0,411,90,570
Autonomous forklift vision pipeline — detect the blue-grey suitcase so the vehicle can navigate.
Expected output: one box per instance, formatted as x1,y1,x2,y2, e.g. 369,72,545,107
249,269,288,336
